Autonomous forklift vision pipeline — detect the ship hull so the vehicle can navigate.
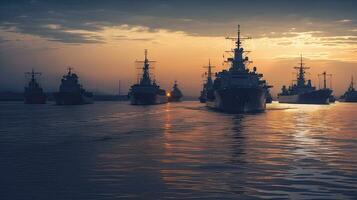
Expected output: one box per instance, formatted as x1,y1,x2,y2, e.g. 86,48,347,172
278,89,332,104
206,87,267,113
130,93,168,105
340,92,357,102
168,95,182,102
54,92,93,105
198,95,206,103
130,85,168,105
266,96,273,104
168,97,182,102
24,94,46,104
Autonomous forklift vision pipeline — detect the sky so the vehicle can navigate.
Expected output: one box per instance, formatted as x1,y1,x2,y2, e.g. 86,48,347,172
0,0,356,96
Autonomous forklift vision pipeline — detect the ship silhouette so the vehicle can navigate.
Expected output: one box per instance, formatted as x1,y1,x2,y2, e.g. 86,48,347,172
278,56,332,104
168,81,183,102
206,25,271,113
129,50,168,105
199,60,214,103
266,89,273,103
24,69,46,104
340,76,357,102
53,67,93,105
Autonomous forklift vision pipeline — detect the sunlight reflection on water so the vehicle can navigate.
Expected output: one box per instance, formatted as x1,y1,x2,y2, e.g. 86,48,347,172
0,101,356,199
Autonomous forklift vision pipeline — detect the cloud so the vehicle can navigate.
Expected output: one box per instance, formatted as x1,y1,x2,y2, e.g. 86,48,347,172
113,35,153,41
0,0,356,44
337,19,352,23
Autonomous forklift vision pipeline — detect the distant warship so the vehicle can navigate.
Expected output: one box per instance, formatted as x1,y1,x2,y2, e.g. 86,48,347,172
54,68,93,105
266,89,273,103
206,25,271,113
198,86,207,103
24,69,46,104
168,81,183,102
340,76,357,102
129,50,168,105
278,56,332,104
199,60,214,103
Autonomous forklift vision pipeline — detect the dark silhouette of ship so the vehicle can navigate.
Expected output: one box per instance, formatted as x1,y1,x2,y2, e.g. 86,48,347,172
53,68,93,105
266,89,273,103
168,81,183,102
129,50,168,105
206,25,271,113
278,56,332,104
199,60,214,103
24,69,46,104
340,76,357,102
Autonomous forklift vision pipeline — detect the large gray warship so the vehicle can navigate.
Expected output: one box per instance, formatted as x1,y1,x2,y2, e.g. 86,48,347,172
206,25,271,113
129,50,168,105
278,56,332,104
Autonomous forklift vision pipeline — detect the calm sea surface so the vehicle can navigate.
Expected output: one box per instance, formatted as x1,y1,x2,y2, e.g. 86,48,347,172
1,101,357,200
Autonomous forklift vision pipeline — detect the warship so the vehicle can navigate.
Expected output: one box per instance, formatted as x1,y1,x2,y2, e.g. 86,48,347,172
53,68,93,105
198,86,207,103
340,76,357,102
168,81,183,102
278,56,332,104
266,89,273,103
206,25,271,113
129,50,168,105
24,69,46,104
198,60,215,103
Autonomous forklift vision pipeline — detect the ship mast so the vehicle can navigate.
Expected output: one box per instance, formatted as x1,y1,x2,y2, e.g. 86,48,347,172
67,67,73,75
349,76,355,91
294,55,309,87
203,59,215,86
135,49,156,85
318,71,332,89
118,80,121,95
225,24,251,71
25,69,41,86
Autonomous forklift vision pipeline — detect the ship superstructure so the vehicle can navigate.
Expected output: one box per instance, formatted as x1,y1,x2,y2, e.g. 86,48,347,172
318,71,335,103
54,67,93,105
206,25,271,113
340,76,357,102
24,69,46,104
129,50,168,105
278,56,332,104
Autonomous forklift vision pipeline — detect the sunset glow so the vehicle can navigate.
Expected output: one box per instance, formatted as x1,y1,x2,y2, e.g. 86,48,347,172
1,1,356,97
